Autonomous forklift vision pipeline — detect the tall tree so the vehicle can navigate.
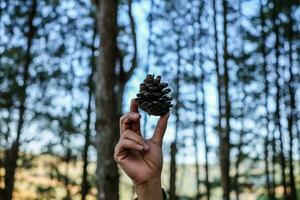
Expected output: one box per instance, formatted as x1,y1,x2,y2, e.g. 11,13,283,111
3,1,37,199
220,0,231,199
192,33,201,200
81,22,97,200
94,0,119,199
213,0,228,198
169,34,181,200
286,0,297,198
94,0,138,199
197,1,210,199
259,0,273,198
143,0,154,138
272,1,287,199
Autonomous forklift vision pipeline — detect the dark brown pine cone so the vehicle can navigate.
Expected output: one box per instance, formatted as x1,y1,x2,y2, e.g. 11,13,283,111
135,74,173,116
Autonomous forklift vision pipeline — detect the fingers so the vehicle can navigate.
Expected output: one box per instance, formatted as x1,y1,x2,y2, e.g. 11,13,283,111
119,112,141,134
130,98,139,113
129,99,141,133
114,130,149,162
151,113,170,145
114,139,144,162
123,130,149,150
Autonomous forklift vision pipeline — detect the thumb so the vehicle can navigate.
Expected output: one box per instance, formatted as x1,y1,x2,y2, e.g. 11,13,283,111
151,113,170,145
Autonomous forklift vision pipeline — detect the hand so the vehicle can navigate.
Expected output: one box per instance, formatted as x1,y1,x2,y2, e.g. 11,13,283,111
114,99,169,199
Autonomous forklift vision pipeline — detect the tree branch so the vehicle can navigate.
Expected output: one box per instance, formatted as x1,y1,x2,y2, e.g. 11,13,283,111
125,0,138,82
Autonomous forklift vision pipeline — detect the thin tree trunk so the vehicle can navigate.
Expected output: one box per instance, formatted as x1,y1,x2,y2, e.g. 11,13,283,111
169,36,181,200
81,23,97,200
221,0,231,199
234,86,246,200
272,1,287,199
192,81,201,199
64,147,71,200
286,1,297,198
143,0,154,138
196,1,210,198
200,68,210,200
192,1,204,198
94,0,119,199
259,0,274,198
234,3,246,199
213,0,229,198
3,1,37,199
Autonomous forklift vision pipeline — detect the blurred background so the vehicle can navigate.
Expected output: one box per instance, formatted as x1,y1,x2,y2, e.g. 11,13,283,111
0,0,299,199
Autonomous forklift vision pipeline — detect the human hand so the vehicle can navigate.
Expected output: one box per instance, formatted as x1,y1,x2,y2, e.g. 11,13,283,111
114,99,169,199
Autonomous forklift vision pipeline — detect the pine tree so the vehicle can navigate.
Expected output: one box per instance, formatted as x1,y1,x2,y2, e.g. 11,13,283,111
93,0,138,198
272,1,288,199
285,0,297,198
259,0,273,198
3,1,37,199
219,0,231,199
81,20,97,200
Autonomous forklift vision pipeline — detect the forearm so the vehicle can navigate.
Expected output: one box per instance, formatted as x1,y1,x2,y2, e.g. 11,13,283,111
135,177,163,200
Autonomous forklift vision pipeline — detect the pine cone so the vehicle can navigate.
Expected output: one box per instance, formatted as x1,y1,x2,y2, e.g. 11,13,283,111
136,74,173,116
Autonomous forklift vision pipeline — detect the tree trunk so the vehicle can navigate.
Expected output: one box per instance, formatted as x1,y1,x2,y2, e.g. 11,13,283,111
213,0,229,198
192,81,201,199
169,36,181,200
200,70,210,200
3,1,37,199
196,1,210,198
221,0,231,199
234,86,246,200
143,0,154,138
94,0,138,198
286,1,297,198
81,23,97,200
272,1,287,199
64,147,71,200
259,0,274,198
94,0,119,199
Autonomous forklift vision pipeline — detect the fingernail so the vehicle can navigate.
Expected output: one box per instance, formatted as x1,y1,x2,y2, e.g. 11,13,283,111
143,143,149,150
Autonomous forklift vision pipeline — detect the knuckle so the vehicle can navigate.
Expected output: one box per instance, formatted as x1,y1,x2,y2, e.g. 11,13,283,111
123,129,131,137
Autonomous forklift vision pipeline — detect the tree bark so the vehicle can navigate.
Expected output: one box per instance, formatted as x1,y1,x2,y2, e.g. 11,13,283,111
259,0,274,198
286,0,297,198
272,1,287,199
197,1,210,198
234,86,246,200
3,1,37,199
81,22,97,200
169,36,181,200
94,0,119,199
94,0,138,198
192,68,201,199
64,147,71,200
143,0,154,138
220,0,231,199
213,0,229,198
200,68,210,200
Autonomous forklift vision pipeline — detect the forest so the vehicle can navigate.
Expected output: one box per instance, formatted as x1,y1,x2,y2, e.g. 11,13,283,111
0,0,299,199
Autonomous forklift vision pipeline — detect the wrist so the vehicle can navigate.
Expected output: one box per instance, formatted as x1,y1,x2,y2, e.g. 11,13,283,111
135,177,163,200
